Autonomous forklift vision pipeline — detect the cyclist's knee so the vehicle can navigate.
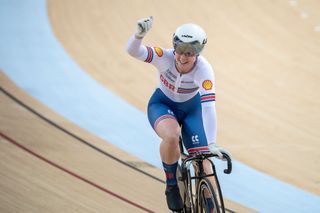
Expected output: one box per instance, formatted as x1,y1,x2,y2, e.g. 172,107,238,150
155,118,180,145
159,127,180,146
162,132,180,145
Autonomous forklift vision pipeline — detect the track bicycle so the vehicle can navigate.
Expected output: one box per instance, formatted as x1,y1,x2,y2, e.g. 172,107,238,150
175,138,232,213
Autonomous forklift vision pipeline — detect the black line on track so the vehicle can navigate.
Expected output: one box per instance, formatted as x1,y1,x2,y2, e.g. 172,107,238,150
0,86,236,213
0,86,165,184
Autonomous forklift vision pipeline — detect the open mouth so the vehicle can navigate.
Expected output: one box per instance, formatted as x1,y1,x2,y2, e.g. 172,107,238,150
177,60,188,65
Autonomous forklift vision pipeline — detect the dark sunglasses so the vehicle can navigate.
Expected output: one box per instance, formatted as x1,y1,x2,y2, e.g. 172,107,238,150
175,43,197,57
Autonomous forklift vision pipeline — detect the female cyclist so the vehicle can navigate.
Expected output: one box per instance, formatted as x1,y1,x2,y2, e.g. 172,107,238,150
127,16,228,211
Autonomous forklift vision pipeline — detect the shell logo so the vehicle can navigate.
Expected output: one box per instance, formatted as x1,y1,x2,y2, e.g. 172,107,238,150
154,47,163,57
202,80,213,90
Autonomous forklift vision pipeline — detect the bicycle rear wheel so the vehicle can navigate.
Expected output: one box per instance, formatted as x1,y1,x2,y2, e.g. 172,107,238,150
196,178,220,213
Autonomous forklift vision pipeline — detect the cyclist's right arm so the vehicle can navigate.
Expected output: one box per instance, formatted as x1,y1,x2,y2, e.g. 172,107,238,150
127,35,175,73
126,35,149,61
126,16,172,70
126,16,153,61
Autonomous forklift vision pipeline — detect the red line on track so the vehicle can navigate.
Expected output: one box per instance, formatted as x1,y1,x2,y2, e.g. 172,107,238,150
0,132,155,213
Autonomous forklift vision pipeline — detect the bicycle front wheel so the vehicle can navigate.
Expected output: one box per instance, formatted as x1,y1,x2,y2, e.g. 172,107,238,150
196,178,220,213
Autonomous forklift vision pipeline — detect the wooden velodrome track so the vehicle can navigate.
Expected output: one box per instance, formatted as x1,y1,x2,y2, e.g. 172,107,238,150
1,0,320,212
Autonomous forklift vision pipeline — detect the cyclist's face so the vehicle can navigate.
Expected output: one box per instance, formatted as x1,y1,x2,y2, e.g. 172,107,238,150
175,53,197,74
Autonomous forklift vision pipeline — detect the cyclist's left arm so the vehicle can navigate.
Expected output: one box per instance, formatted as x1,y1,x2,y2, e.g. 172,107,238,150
196,59,231,159
195,59,217,146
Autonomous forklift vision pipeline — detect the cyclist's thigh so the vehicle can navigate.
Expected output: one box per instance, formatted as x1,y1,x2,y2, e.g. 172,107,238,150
148,102,175,127
147,89,178,128
181,108,209,154
148,102,180,137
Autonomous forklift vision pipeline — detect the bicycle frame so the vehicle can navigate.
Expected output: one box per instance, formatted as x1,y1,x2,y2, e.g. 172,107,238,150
178,137,232,213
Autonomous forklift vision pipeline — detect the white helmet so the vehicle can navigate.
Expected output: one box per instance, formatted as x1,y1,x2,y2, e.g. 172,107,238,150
173,23,207,55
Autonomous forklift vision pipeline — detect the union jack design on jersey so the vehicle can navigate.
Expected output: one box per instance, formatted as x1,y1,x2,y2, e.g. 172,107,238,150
201,93,216,103
177,87,199,94
144,47,154,63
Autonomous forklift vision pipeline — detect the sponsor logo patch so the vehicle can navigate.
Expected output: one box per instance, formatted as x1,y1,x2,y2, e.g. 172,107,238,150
202,80,213,90
154,47,163,57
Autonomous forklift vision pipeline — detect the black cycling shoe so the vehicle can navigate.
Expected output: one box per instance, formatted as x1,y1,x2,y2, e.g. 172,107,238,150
165,185,184,211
